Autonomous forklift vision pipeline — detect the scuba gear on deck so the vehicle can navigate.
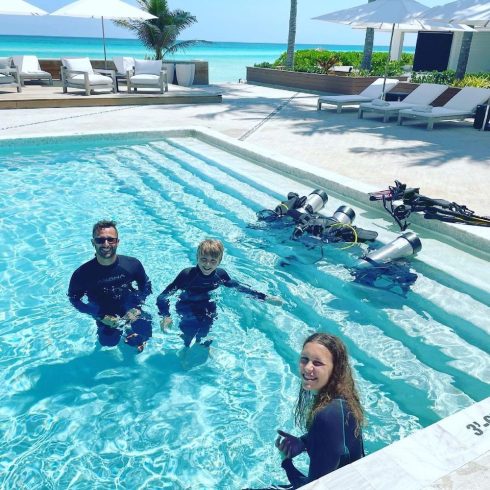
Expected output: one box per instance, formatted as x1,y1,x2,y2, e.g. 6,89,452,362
369,180,490,230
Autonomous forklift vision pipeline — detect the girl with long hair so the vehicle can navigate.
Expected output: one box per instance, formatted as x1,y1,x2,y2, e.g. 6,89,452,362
275,333,365,488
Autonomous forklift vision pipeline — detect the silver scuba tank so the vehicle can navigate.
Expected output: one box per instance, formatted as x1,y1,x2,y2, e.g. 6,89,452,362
296,190,328,215
358,231,422,268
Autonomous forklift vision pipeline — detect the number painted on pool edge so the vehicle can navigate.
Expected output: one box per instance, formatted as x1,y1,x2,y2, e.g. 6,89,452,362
466,414,490,436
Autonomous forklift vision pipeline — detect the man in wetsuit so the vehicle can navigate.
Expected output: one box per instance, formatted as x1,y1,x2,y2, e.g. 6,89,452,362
68,220,152,352
157,239,281,348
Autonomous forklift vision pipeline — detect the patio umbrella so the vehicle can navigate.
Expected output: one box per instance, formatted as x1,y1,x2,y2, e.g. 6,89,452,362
313,0,470,98
0,0,47,16
420,0,490,28
50,0,156,67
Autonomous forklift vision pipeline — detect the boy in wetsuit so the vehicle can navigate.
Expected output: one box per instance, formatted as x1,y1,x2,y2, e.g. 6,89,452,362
157,239,281,347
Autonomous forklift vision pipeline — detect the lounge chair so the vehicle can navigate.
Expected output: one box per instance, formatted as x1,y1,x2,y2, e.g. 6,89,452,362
317,78,400,113
12,55,53,86
358,83,448,122
113,56,134,89
397,87,490,130
126,59,168,94
0,57,21,93
61,57,116,96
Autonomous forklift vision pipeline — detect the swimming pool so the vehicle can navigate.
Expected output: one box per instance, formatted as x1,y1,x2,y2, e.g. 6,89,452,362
0,131,489,489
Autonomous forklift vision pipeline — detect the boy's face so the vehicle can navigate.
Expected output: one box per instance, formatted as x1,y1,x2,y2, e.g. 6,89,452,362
197,253,221,276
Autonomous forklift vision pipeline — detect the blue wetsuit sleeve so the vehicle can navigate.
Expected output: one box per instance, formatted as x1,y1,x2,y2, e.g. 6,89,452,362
281,458,308,489
67,270,101,320
219,269,267,300
133,260,152,306
156,270,186,316
282,401,348,488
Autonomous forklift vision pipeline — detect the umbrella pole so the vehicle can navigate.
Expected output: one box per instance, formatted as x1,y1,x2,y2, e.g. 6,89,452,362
101,16,107,69
382,23,396,100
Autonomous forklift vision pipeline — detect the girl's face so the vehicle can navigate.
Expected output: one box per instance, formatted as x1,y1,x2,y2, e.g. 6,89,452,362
299,342,334,393
197,253,221,276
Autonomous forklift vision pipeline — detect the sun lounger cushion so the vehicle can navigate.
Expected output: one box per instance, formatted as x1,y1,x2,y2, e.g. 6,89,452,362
0,57,12,69
62,57,94,75
371,99,390,106
134,59,162,76
15,55,41,73
412,105,433,113
67,74,113,86
113,56,134,75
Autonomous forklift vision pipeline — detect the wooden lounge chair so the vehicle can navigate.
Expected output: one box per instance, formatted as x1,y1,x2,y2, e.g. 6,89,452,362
61,57,116,96
358,83,448,122
126,59,168,94
12,55,53,86
317,78,399,113
0,57,21,93
397,87,490,130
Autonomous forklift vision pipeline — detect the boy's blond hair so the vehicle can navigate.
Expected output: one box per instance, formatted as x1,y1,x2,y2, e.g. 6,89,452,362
197,239,224,261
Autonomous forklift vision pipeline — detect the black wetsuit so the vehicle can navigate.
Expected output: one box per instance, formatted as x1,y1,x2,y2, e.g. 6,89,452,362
157,266,266,346
281,399,364,488
68,255,152,346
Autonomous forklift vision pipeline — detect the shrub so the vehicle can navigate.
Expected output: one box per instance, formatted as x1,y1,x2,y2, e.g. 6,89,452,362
410,70,490,88
254,49,414,76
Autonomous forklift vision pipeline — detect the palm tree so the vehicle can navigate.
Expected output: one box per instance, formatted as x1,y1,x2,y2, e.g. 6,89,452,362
455,32,473,80
360,0,376,70
115,0,202,60
285,0,297,69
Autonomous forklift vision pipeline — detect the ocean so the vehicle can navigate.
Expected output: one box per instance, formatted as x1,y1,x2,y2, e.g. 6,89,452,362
0,35,415,83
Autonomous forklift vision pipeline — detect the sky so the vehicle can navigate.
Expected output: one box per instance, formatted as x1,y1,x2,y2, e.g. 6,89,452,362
0,0,448,46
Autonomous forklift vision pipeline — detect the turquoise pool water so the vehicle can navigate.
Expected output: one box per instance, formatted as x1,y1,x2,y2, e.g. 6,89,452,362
0,134,489,489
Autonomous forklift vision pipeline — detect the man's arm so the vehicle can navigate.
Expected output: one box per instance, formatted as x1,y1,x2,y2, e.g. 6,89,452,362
133,260,152,306
67,270,101,319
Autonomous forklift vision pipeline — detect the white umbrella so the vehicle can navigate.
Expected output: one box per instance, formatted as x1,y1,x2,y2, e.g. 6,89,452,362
50,0,156,66
421,0,490,28
313,0,471,97
0,0,47,16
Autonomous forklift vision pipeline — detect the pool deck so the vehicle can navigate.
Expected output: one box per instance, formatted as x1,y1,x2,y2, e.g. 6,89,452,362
1,82,489,488
0,82,222,109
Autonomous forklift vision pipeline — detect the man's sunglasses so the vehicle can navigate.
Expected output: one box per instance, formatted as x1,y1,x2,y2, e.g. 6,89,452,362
93,236,118,244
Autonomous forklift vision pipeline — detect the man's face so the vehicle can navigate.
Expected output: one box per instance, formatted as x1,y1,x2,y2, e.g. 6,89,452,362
92,227,119,260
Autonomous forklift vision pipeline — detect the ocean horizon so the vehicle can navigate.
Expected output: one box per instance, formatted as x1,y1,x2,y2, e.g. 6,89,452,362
0,35,415,83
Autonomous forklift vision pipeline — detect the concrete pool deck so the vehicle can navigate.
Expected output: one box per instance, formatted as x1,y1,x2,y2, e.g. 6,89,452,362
1,82,489,488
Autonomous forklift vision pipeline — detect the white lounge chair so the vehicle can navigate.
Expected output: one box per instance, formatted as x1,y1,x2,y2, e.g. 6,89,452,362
0,57,21,93
113,56,134,90
317,78,399,113
12,55,53,86
358,83,448,122
61,57,116,96
397,87,490,130
127,59,168,94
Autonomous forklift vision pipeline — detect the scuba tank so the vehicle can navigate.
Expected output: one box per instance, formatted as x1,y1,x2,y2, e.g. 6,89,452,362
292,205,356,239
358,231,422,268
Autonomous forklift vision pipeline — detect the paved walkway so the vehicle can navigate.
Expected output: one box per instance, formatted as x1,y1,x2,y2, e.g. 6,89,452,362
1,82,489,213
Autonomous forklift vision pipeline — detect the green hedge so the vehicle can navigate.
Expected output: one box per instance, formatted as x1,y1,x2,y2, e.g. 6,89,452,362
254,49,414,76
411,70,490,88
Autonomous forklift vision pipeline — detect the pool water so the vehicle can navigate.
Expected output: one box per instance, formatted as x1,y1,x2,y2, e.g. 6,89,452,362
0,133,489,489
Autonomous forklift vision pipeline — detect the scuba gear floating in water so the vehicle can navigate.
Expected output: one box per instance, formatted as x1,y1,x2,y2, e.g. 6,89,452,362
256,189,420,295
258,191,378,245
369,180,490,230
353,232,422,295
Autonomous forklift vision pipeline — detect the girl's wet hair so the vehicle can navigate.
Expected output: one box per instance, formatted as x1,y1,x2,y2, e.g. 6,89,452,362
294,332,364,434
197,239,224,261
